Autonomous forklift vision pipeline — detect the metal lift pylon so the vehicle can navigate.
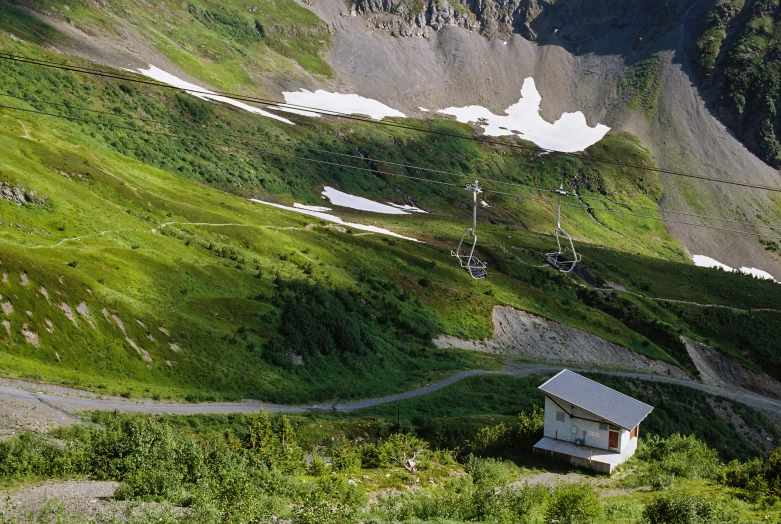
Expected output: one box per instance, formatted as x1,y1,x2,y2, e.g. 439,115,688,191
545,185,582,273
451,180,487,280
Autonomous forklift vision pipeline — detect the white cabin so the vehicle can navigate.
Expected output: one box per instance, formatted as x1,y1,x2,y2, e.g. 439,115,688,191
533,369,653,474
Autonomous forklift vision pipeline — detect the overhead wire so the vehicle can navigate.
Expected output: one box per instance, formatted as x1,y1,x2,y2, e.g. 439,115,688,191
3,53,781,194
0,102,464,189
485,188,781,241
3,101,781,243
2,90,778,233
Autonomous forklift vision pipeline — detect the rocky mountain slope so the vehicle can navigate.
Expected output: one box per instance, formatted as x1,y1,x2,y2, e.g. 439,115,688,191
313,0,781,277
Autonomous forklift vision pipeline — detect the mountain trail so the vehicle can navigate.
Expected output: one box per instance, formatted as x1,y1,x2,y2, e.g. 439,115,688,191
0,364,779,426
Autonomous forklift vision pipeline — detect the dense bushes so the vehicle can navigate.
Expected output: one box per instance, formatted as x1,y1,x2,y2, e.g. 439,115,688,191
0,431,89,481
0,408,776,524
465,407,544,458
264,279,377,365
721,447,781,504
642,491,732,524
262,277,440,369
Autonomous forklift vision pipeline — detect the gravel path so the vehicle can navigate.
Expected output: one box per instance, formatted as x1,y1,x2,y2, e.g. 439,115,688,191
1,364,780,418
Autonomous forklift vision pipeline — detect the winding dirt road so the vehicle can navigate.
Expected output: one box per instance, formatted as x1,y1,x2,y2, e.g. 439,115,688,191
1,364,780,418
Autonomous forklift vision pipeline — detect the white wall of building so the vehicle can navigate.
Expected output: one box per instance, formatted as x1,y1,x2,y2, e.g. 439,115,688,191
542,395,637,453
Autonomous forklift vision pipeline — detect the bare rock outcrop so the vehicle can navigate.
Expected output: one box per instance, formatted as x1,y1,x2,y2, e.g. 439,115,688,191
0,182,47,206
683,337,781,400
434,305,687,378
351,0,691,41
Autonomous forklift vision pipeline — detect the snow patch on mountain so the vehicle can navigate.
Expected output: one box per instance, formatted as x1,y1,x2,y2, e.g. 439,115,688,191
438,78,610,152
277,90,406,120
250,199,419,242
322,186,410,214
135,66,294,124
692,255,777,282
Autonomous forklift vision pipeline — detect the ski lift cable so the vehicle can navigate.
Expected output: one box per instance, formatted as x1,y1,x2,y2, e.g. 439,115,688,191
4,53,781,194
2,91,777,233
0,103,465,189
4,101,781,244
485,188,781,242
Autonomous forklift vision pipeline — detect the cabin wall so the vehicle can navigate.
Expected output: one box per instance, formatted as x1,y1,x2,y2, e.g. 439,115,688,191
543,396,611,450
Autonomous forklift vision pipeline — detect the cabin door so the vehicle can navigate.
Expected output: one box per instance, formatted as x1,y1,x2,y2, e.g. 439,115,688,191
608,429,619,450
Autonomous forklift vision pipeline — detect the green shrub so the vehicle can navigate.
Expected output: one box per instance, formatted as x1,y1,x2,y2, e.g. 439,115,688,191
0,432,89,481
359,443,388,469
331,443,361,473
499,483,550,524
464,455,514,488
516,406,544,446
315,475,367,507
293,494,358,524
634,434,722,486
642,491,732,524
467,422,509,456
309,455,329,476
545,482,601,524
380,433,429,473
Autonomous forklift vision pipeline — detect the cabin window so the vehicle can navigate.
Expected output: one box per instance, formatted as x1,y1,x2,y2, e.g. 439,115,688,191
556,411,565,422
599,423,608,431
571,425,578,435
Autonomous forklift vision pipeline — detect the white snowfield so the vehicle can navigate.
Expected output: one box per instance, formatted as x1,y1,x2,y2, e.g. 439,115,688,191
438,78,610,152
388,203,428,213
136,66,294,125
322,186,411,214
135,66,608,154
249,199,419,242
277,90,406,120
692,255,778,282
293,203,332,212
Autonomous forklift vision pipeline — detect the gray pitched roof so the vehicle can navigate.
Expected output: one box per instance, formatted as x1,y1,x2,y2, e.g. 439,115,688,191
539,370,653,430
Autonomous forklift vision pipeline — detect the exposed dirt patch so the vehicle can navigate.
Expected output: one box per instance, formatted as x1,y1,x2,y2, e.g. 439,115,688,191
76,302,96,330
435,306,687,377
20,272,28,286
112,314,125,334
39,286,49,301
0,480,123,520
684,336,781,400
59,303,78,327
158,326,169,336
44,317,54,333
20,323,39,348
125,336,152,362
169,342,180,352
0,396,82,437
2,319,10,336
1,300,11,315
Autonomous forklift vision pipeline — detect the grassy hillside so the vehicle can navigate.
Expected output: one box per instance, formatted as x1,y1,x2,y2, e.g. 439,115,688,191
0,27,780,401
0,0,333,83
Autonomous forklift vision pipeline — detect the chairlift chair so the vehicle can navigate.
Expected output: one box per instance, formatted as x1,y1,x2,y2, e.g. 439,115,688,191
545,186,582,273
451,180,487,280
